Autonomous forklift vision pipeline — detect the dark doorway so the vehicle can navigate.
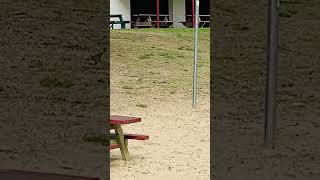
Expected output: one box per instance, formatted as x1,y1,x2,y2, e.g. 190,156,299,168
185,0,210,27
130,0,169,28
130,0,169,15
185,0,209,15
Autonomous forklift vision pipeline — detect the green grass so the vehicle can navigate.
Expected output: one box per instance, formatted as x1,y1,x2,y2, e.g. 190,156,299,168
136,102,147,108
111,28,210,97
122,85,133,89
139,53,155,59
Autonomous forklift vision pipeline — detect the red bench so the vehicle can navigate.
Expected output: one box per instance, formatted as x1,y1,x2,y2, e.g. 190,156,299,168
110,133,149,140
110,115,149,160
110,115,141,124
110,144,119,150
109,134,149,150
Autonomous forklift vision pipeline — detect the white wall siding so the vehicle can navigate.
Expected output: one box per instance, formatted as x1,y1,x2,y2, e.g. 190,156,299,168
110,0,131,29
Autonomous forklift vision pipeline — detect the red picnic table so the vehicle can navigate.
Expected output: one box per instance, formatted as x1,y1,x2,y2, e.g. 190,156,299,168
0,169,99,180
110,115,149,161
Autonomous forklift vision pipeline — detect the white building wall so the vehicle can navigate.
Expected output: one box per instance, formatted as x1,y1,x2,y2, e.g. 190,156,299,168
169,0,186,28
110,0,131,29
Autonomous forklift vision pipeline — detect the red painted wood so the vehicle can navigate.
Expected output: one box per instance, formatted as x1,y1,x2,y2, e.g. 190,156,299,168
110,133,149,140
156,0,160,28
0,169,99,180
110,144,119,150
192,0,195,27
110,115,141,125
124,134,149,140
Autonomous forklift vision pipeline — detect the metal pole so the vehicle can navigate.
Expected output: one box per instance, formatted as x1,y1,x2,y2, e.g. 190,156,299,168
156,0,160,28
192,0,199,109
265,0,279,148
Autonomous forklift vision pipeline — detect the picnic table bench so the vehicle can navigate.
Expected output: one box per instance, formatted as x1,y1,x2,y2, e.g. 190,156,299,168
0,169,99,180
110,14,130,29
132,14,173,28
132,21,173,28
185,15,210,28
110,115,149,161
150,21,173,28
199,21,210,28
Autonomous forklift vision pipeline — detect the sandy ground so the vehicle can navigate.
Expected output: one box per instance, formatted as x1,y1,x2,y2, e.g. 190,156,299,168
0,1,108,179
110,94,210,180
110,29,210,180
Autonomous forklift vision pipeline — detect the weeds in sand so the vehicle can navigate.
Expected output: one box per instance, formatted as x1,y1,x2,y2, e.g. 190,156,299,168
177,54,185,58
122,85,133,89
159,52,176,59
139,53,154,59
136,102,147,108
170,90,177,94
185,46,193,51
176,33,182,38
178,46,184,50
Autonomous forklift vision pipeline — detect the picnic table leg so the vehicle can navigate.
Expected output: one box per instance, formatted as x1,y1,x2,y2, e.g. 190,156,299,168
113,124,130,160
121,22,125,29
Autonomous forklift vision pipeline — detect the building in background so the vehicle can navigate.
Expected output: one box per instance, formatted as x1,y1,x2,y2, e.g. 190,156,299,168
110,0,209,29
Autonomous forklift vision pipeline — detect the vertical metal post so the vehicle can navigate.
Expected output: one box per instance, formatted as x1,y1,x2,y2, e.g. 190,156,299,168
192,0,199,109
156,0,160,28
265,0,279,148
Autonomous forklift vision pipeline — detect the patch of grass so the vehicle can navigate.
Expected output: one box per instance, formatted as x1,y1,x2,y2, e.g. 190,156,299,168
170,90,177,94
159,52,169,56
139,53,154,59
122,85,133,89
177,54,185,58
176,33,182,38
40,77,74,88
178,46,185,50
136,102,147,108
154,51,176,59
172,78,192,87
185,47,193,51
125,91,132,95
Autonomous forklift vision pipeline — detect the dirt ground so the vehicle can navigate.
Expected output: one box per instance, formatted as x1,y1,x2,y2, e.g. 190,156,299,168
212,0,320,179
0,1,108,179
110,29,210,179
